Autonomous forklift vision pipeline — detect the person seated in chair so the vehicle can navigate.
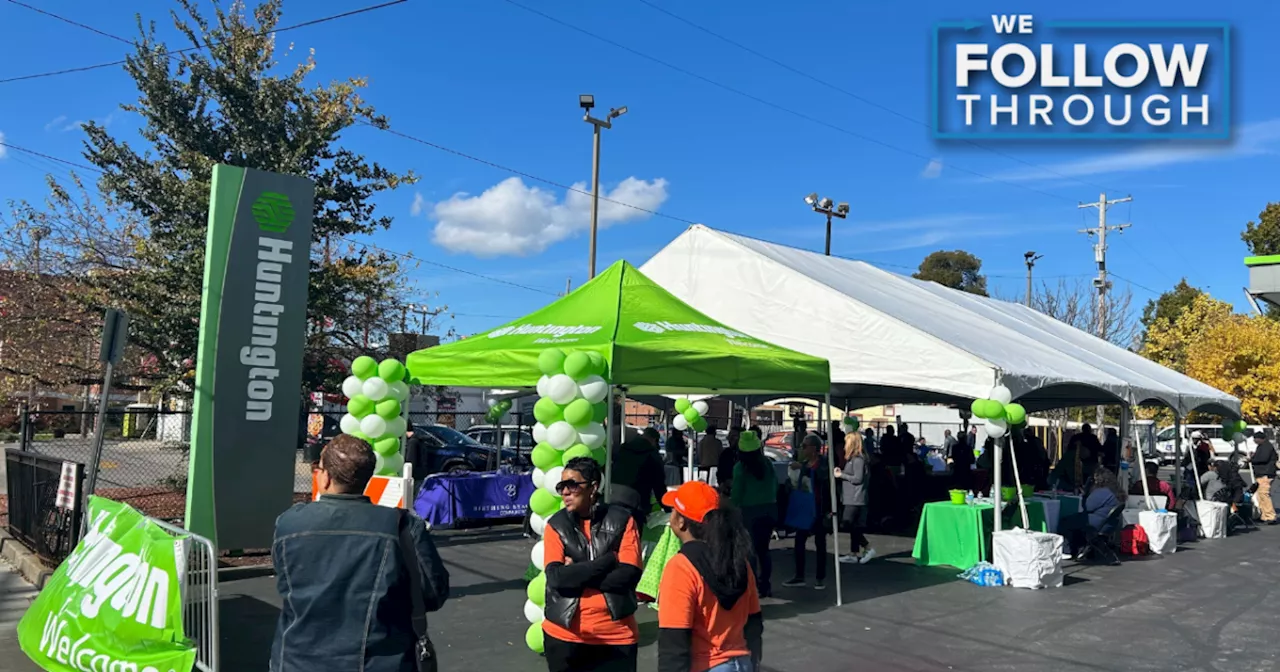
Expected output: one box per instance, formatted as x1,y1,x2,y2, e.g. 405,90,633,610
1129,461,1176,509
1201,460,1226,502
1058,467,1125,558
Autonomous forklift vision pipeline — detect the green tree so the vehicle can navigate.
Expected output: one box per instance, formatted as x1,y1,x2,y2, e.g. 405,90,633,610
1242,202,1280,256
1140,278,1204,342
913,250,988,296
2,0,422,396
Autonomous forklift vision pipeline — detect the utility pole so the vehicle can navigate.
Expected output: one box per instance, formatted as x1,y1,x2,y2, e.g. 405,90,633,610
580,95,628,279
1023,251,1043,308
27,226,50,410
1078,192,1131,432
564,278,572,296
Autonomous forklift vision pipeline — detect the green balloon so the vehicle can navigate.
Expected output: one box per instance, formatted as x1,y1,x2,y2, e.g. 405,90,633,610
592,402,608,423
586,351,607,376
674,398,692,414
377,359,405,382
1236,420,1249,433
563,444,593,462
564,399,594,427
527,571,546,607
352,431,371,443
683,408,701,424
348,395,374,418
376,398,401,420
692,417,708,433
373,437,400,456
534,397,565,425
1004,403,1026,426
525,622,544,654
988,400,1008,420
531,443,561,471
538,348,567,376
970,399,987,418
591,447,606,465
498,399,513,412
563,352,592,381
351,356,378,380
530,489,560,517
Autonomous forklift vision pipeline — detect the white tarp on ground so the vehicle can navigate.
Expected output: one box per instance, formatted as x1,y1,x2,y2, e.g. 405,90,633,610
639,225,1240,416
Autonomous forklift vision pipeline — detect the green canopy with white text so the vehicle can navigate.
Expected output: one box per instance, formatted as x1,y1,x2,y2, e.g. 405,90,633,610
406,260,829,394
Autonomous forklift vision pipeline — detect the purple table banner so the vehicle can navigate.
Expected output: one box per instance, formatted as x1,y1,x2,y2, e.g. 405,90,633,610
414,472,533,528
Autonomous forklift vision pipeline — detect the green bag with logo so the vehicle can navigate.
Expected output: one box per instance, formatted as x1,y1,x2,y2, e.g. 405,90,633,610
18,496,198,672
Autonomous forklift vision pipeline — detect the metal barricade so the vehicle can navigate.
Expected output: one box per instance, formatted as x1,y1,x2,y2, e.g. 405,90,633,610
150,518,220,672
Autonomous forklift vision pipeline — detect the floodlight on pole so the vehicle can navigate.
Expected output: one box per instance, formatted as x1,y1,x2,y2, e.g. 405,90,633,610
805,193,850,256
582,95,627,279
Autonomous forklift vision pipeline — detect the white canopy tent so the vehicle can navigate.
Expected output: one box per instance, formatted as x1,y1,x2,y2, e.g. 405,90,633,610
639,225,1241,418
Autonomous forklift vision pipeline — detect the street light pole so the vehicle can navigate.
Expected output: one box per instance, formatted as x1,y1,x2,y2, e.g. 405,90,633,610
804,194,848,256
580,95,627,279
1024,251,1043,308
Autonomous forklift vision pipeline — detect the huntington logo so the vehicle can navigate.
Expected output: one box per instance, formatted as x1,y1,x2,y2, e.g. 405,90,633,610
632,321,772,349
252,192,295,233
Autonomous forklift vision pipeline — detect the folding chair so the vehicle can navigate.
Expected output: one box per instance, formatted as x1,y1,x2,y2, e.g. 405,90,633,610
1080,503,1125,565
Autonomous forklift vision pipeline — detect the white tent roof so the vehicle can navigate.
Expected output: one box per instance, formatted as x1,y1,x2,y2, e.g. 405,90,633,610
639,225,1239,417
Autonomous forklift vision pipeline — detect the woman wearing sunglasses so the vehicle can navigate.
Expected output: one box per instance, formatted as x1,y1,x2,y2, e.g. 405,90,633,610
658,481,763,672
541,457,643,672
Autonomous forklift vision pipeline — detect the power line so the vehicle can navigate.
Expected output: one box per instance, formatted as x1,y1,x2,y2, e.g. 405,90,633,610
502,0,1074,205
0,0,409,84
0,142,102,172
1110,272,1162,297
633,0,1124,195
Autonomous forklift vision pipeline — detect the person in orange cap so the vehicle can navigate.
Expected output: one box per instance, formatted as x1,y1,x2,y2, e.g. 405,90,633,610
657,481,763,672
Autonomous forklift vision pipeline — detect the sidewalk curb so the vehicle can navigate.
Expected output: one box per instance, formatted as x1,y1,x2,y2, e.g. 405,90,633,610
217,564,274,582
0,530,52,591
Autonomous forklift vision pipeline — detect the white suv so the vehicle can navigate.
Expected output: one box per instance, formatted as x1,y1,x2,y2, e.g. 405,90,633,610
1153,424,1272,463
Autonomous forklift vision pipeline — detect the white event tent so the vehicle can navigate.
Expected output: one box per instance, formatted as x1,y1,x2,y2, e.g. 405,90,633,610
639,225,1240,418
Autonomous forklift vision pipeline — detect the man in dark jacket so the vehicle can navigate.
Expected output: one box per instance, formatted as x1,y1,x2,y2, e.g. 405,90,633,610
608,427,667,528
1250,431,1277,524
271,435,450,672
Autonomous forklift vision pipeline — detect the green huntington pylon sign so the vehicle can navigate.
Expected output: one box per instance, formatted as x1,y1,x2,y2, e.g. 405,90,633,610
186,165,314,551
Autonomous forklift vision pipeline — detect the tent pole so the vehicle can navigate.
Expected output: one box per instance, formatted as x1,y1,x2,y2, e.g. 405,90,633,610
1007,434,1029,529
1134,405,1154,509
825,393,842,606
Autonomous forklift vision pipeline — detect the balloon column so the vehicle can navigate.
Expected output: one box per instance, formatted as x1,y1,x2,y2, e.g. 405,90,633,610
1222,419,1249,445
339,356,411,476
523,347,611,654
672,398,709,433
485,397,513,424
968,385,1027,439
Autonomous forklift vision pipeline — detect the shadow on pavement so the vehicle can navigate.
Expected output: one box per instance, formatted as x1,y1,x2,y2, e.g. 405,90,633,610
219,595,280,670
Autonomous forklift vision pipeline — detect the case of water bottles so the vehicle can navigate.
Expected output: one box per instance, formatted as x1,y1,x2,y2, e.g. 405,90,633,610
958,562,1005,587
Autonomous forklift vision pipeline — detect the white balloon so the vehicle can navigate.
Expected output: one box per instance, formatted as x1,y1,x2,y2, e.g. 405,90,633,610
487,397,498,408
532,468,547,489
363,377,390,402
375,450,404,475
341,375,364,399
547,421,577,450
385,416,407,438
692,400,709,416
523,599,545,625
577,422,606,449
1233,432,1245,444
388,380,410,402
577,375,608,404
989,385,1013,405
547,374,579,405
532,423,548,444
360,415,388,438
673,415,689,431
536,375,552,399
530,512,547,537
543,467,565,496
340,413,361,435
984,417,1008,440
531,540,546,571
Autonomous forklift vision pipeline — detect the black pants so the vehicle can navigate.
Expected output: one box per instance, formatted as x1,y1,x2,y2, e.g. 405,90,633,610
793,526,827,581
746,514,775,595
544,635,637,672
842,504,869,552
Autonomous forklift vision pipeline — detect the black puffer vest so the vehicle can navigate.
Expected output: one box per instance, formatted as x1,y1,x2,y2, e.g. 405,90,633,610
544,504,638,629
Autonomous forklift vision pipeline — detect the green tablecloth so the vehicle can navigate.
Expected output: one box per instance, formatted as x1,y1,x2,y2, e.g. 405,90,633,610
912,500,1049,570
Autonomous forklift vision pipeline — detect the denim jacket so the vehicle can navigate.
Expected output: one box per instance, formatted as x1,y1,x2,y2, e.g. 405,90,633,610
269,494,450,672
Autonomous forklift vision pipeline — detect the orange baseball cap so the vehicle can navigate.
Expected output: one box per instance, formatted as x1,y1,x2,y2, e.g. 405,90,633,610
662,481,720,523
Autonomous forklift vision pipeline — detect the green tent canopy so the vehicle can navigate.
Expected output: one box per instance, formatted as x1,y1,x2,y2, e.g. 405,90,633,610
406,260,830,394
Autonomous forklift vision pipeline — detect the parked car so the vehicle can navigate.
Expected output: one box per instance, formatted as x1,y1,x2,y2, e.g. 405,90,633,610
464,424,535,450
1153,423,1272,463
412,424,521,474
764,431,792,450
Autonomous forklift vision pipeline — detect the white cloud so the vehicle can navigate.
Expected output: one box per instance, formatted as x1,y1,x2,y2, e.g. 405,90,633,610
410,192,427,217
44,116,67,132
0,131,6,159
989,118,1280,183
431,176,670,257
921,158,943,179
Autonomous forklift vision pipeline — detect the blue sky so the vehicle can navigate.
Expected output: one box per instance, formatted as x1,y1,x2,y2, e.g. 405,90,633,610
1,0,1276,339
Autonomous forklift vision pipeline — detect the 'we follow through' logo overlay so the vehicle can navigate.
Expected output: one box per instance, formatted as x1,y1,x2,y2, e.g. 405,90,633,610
932,15,1230,139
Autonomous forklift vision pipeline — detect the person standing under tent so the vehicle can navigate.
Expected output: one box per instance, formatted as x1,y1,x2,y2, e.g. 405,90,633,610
1249,431,1277,524
950,431,975,493
717,427,742,496
542,457,643,672
608,427,668,530
271,435,450,672
1100,427,1121,473
783,434,832,590
657,481,763,672
830,421,847,469
835,433,875,564
731,431,778,598
879,425,901,468
698,424,723,484
1023,428,1051,491
862,428,878,455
